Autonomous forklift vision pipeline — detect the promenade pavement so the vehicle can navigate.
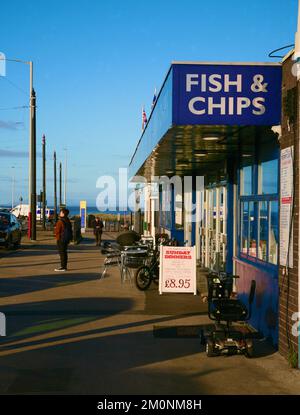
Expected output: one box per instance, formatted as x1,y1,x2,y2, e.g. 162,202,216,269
0,231,300,395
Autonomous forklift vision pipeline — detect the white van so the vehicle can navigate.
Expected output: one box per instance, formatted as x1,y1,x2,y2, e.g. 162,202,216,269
11,205,54,220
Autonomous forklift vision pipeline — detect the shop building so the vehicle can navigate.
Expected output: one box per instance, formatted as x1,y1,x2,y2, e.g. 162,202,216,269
129,60,299,366
279,50,299,366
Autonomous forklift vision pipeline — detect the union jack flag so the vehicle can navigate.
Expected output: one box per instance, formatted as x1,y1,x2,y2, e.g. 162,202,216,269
142,106,147,130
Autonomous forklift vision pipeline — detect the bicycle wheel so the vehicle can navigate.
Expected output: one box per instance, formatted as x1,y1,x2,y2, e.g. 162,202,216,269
135,266,152,291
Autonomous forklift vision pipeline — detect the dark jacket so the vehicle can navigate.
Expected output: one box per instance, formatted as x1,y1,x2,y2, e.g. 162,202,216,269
93,219,104,234
55,217,72,241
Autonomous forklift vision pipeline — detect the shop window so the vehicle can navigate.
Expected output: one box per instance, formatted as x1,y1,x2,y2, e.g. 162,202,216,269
238,141,279,266
258,201,268,261
249,201,257,257
240,165,252,196
269,201,279,265
175,191,183,229
162,189,172,229
213,189,217,230
258,158,278,195
220,188,224,234
241,201,248,254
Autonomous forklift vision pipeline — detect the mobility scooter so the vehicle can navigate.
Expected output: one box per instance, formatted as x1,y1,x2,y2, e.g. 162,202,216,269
204,271,257,358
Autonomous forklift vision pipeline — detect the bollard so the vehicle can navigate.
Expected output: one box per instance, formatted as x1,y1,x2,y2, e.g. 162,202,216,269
27,212,32,239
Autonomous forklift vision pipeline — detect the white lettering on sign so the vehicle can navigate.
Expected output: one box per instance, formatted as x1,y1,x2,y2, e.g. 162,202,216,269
188,97,205,115
188,96,266,116
186,73,267,117
224,74,242,92
236,97,251,115
186,74,199,92
186,73,242,93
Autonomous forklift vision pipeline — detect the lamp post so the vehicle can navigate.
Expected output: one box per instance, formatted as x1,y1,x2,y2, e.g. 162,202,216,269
30,87,37,240
54,151,57,222
0,57,36,240
42,134,46,230
63,147,67,206
11,166,15,210
59,162,62,207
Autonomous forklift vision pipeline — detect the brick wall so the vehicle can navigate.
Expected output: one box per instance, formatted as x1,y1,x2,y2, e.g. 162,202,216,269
279,54,299,366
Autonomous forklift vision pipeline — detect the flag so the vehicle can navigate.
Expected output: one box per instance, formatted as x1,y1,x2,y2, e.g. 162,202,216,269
151,88,157,110
142,106,147,130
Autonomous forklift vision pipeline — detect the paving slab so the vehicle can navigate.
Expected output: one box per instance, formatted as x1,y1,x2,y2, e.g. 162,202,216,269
0,231,300,395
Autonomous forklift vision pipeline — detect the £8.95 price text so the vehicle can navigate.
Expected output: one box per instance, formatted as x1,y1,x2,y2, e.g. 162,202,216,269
164,278,191,289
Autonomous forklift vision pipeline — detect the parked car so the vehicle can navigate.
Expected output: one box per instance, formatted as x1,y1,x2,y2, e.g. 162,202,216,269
0,207,11,213
0,212,22,249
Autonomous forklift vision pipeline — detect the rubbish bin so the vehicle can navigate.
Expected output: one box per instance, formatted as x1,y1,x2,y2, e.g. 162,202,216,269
87,214,95,228
70,218,82,244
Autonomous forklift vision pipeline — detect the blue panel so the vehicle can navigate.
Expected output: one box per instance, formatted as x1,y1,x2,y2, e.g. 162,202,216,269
172,64,282,126
129,68,173,177
80,208,85,227
236,260,278,346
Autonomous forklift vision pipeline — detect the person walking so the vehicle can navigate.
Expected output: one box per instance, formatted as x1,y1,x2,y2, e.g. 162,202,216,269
94,217,104,246
54,208,73,271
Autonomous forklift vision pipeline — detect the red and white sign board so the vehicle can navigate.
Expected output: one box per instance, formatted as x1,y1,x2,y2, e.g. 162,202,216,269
280,146,293,268
159,246,197,295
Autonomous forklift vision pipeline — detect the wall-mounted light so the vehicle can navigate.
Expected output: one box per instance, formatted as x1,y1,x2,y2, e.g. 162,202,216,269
202,136,219,141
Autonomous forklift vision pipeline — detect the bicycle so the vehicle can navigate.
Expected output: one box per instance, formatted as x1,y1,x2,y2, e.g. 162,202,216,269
135,235,177,291
135,247,160,290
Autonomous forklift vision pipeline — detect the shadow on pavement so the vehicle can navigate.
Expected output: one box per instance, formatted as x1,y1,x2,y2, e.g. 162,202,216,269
0,273,101,298
0,295,217,395
0,245,57,259
0,295,279,394
0,297,135,346
0,328,213,394
143,284,208,316
0,257,101,269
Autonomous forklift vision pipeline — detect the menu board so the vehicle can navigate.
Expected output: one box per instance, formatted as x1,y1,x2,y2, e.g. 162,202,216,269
159,246,197,295
280,146,293,268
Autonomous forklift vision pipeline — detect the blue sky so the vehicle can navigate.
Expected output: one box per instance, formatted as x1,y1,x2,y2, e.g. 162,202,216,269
0,0,297,207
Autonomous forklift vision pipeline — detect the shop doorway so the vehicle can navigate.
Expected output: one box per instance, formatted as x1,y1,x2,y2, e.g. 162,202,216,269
198,185,227,271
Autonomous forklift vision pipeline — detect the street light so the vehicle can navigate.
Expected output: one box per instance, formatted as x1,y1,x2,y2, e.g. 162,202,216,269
63,147,67,206
11,166,15,209
0,56,36,239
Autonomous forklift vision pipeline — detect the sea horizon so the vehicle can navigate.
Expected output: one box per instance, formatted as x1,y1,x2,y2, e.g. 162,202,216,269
1,203,131,216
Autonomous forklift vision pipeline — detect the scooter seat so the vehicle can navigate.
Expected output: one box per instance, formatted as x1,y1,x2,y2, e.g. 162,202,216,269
210,299,248,322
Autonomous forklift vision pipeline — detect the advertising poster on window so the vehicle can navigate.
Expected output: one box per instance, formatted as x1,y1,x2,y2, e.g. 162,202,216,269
280,146,293,268
159,246,197,295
